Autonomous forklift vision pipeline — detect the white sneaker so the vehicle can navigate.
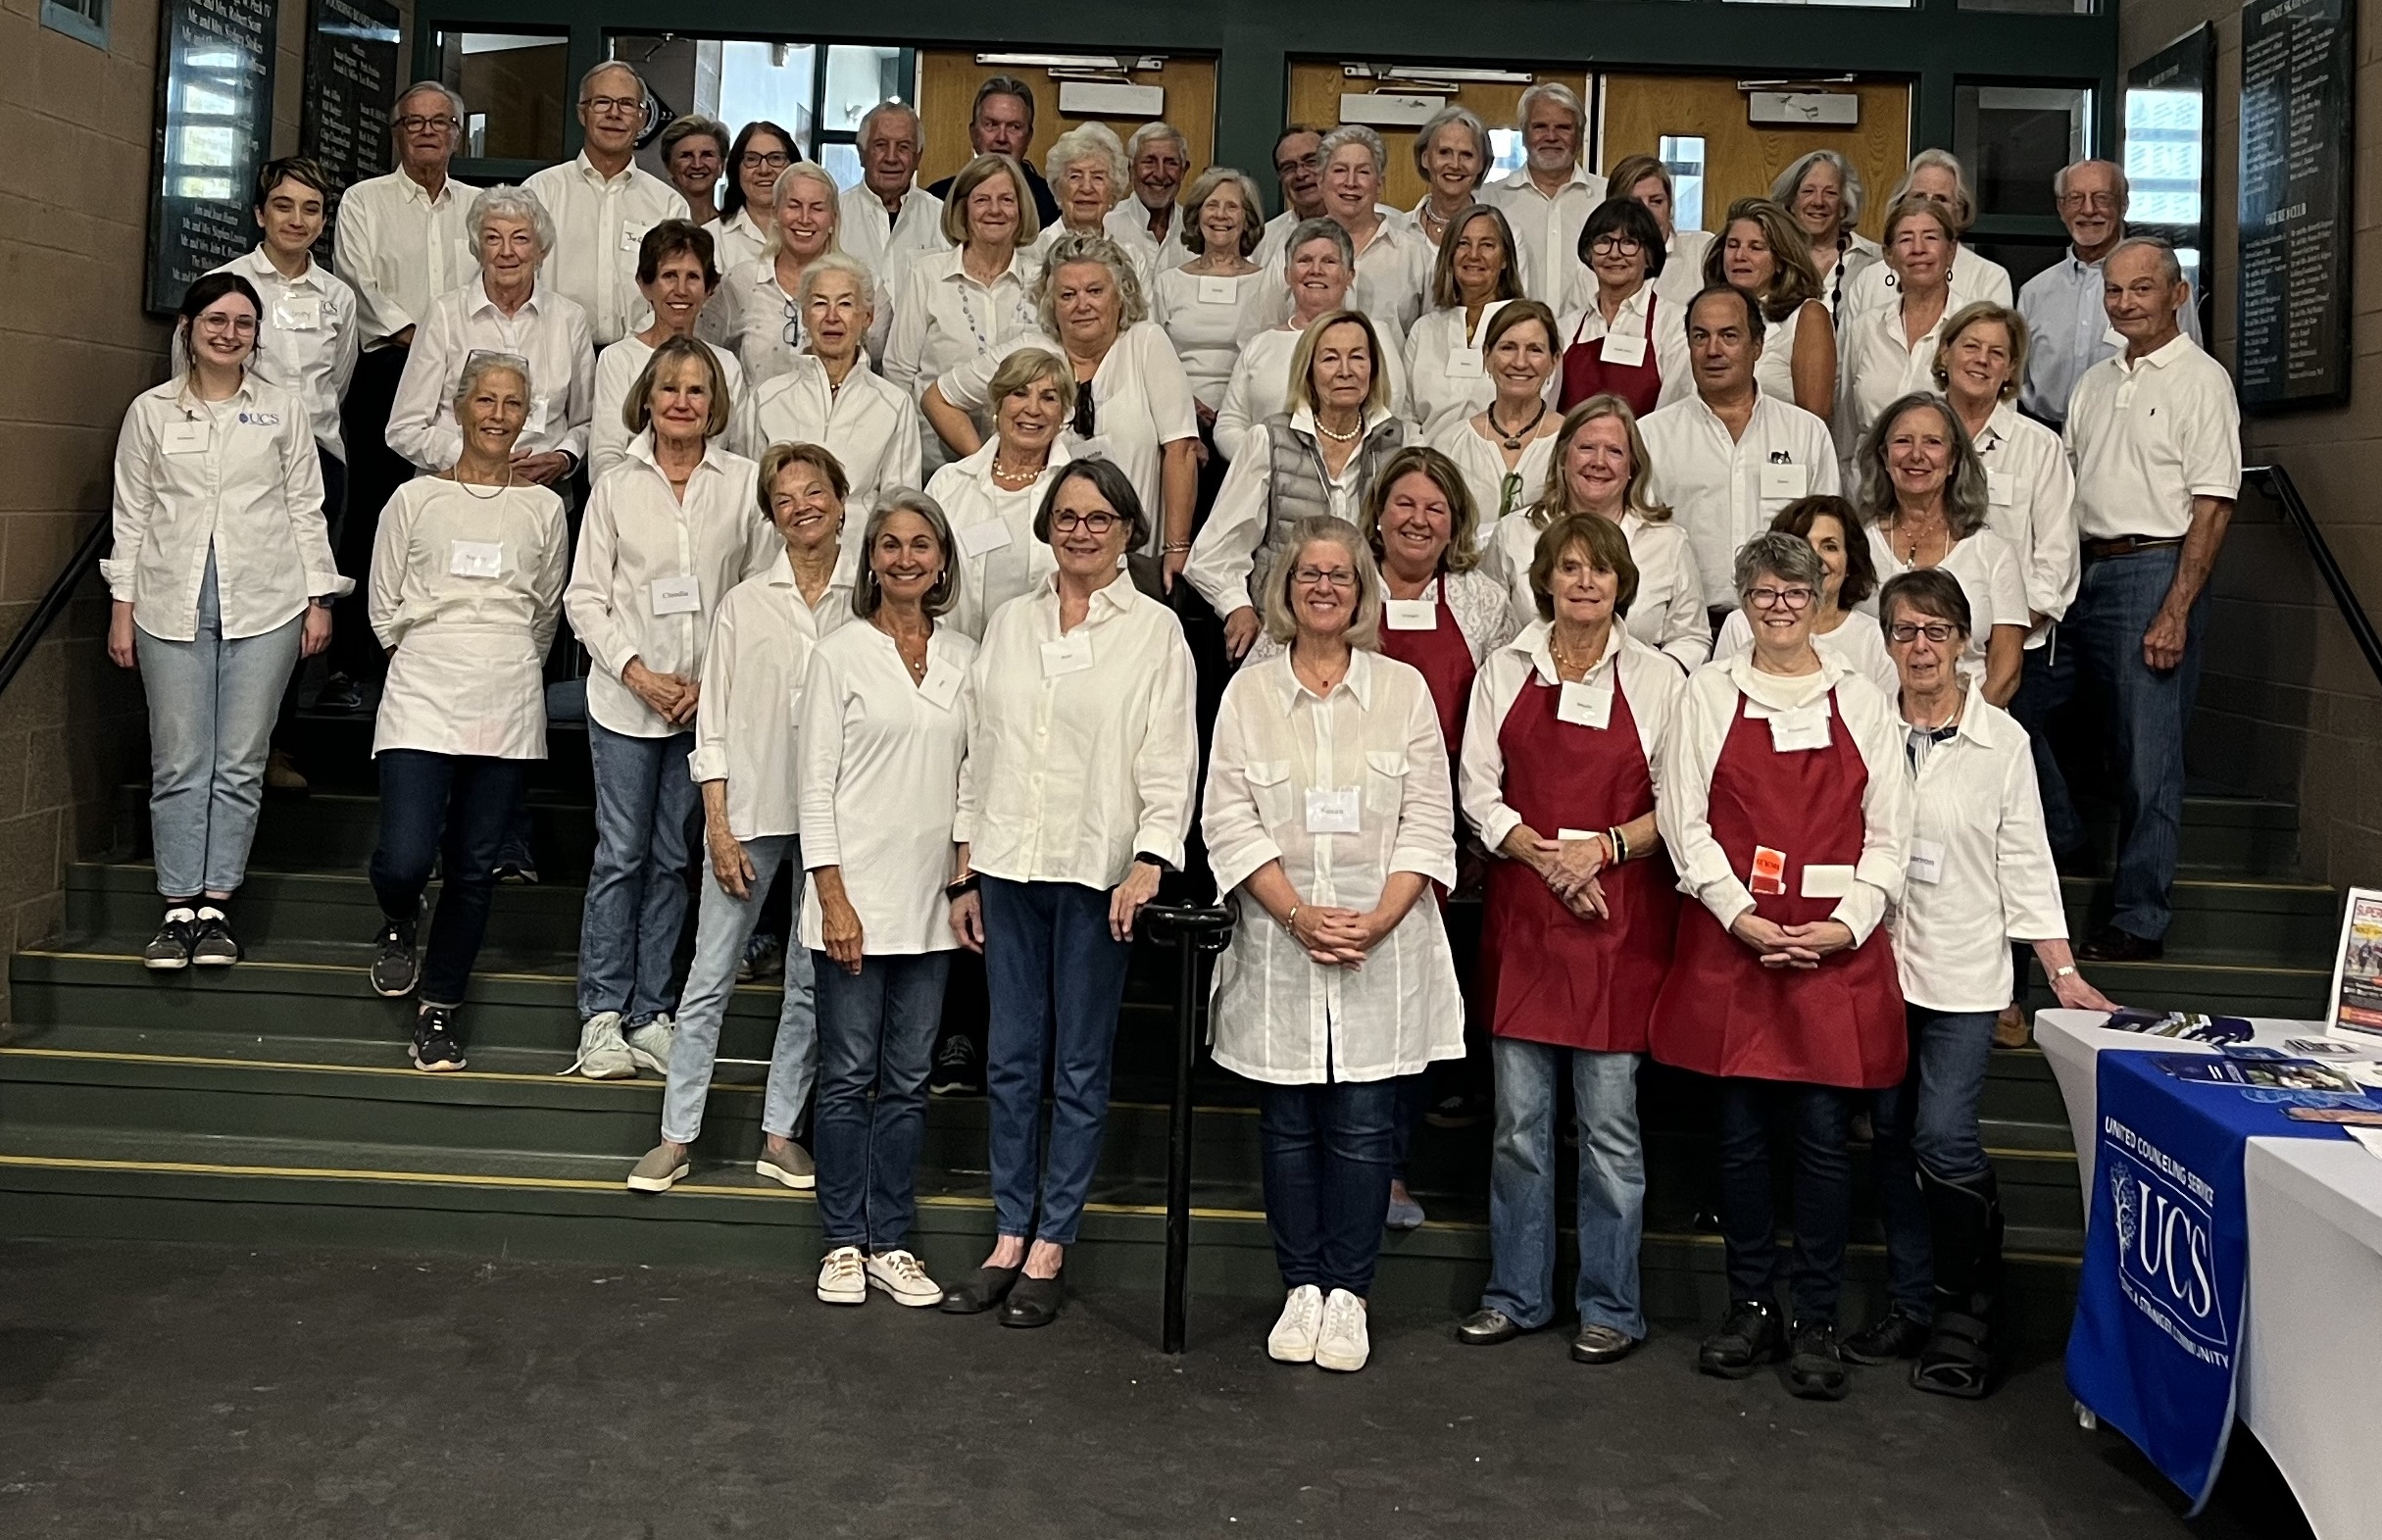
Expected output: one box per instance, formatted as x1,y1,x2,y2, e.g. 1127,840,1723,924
866,1249,942,1308
569,1012,634,1080
623,1013,674,1074
1266,1284,1324,1364
1315,1288,1370,1372
817,1245,866,1305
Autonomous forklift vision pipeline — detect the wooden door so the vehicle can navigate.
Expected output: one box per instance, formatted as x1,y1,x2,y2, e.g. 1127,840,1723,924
1600,75,1910,241
1286,61,1594,213
917,53,1218,189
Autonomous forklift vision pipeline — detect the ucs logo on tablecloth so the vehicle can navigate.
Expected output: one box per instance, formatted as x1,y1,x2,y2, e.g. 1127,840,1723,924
2107,1152,2225,1349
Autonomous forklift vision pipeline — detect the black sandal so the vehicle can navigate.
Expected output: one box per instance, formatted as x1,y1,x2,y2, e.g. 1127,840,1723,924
1911,1310,1994,1399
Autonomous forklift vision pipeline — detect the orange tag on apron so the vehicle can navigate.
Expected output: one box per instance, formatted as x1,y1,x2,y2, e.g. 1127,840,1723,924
1750,845,1788,896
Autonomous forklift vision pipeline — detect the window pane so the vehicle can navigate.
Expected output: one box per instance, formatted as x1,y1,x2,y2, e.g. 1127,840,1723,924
720,41,819,154
1955,84,2090,219
820,46,907,135
437,30,568,161
1486,128,1527,183
819,141,863,190
1660,135,1707,230
1961,0,2093,12
2125,85,2204,227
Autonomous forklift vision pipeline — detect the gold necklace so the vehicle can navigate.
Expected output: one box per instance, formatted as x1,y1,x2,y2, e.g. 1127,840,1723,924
453,464,517,501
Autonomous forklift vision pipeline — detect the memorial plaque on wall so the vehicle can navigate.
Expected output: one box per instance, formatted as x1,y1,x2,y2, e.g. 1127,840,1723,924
301,0,402,265
144,0,280,317
2238,0,2356,411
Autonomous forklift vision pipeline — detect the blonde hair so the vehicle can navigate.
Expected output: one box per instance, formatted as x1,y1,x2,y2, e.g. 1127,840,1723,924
1931,302,2032,403
1259,516,1384,650
1284,310,1389,420
985,346,1077,422
623,335,732,440
1531,395,1672,527
1032,231,1148,332
940,154,1040,247
762,162,841,260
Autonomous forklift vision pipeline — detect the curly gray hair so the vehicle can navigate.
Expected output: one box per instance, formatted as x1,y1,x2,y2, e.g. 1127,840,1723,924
467,184,555,261
1033,230,1148,332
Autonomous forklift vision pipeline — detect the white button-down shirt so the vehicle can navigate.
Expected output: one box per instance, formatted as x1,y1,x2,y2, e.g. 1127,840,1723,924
1252,207,1399,273
588,334,757,483
1106,200,1195,278
1888,680,2067,1011
708,257,819,390
1640,391,1842,609
213,247,362,459
565,435,777,738
955,571,1198,887
1428,416,1556,529
2017,251,2204,425
1487,509,1710,672
1838,301,1951,457
2064,334,2241,541
331,169,477,347
1842,243,2012,323
1713,606,1901,706
752,354,924,573
387,277,595,472
840,180,950,289
1346,218,1434,348
930,438,1069,640
1651,228,1716,308
1030,222,1157,297
1214,323,1413,464
1861,523,2029,669
1484,165,1610,309
710,207,768,277
1404,303,1510,438
1555,286,1695,411
1150,266,1276,411
367,478,567,760
798,618,974,954
1202,647,1464,1086
687,551,822,840
521,153,682,345
883,246,1042,458
105,374,347,642
1459,620,1683,855
1970,400,2078,632
1657,652,1911,945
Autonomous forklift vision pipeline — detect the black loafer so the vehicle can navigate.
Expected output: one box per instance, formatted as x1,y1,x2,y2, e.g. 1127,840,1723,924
2077,924,2162,963
941,1265,1021,1315
1456,1307,1521,1345
999,1272,1065,1328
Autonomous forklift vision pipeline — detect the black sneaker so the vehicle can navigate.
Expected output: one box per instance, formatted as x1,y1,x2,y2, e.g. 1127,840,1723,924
1698,1298,1785,1379
410,1005,467,1071
315,672,367,714
494,858,539,885
737,931,784,982
1423,1092,1488,1129
188,907,240,967
929,1032,983,1097
371,916,420,998
1787,1319,1852,1401
1842,1304,1931,1365
143,908,197,971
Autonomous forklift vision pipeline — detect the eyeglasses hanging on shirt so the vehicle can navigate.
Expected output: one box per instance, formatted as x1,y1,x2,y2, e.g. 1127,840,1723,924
1069,385,1098,441
779,297,807,355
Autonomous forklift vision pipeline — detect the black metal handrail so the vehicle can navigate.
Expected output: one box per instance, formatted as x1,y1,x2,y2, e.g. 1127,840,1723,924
0,518,109,700
2244,464,2382,692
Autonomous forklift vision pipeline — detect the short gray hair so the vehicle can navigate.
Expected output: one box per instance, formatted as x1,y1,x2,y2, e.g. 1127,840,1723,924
857,99,922,151
854,488,958,620
1280,216,1354,277
1126,121,1189,164
1033,230,1148,331
1260,516,1384,650
1514,80,1585,134
1180,167,1265,258
1411,106,1490,183
577,60,644,106
797,252,877,314
393,80,466,126
1856,391,1992,539
2053,158,2130,204
468,184,555,259
2108,234,2184,288
1317,124,1387,178
1734,530,1825,598
454,349,532,411
1889,148,1976,231
1043,122,1128,193
1770,150,1864,227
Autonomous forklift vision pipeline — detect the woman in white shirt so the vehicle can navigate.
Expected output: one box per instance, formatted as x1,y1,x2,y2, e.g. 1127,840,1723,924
1841,199,1961,463
1554,198,1690,421
1706,198,1834,421
1148,168,1272,430
931,348,1072,639
1608,154,1715,306
1712,497,1900,704
751,253,922,571
623,443,851,1200
1454,513,1683,1364
1203,515,1463,1373
709,161,843,390
1426,299,1562,527
1490,395,1707,671
106,273,345,969
1771,151,1878,323
941,459,1197,1328
802,490,977,1311
1929,303,2076,648
1031,124,1147,288
1404,203,1526,436
884,155,1042,474
1841,151,2013,322
924,231,1200,580
1189,311,1411,662
591,220,756,481
1215,220,1413,464
1317,125,1433,346
1650,531,1911,1402
1856,391,2027,707
364,351,566,1070
714,121,797,274
563,337,773,1083
1404,106,1492,254
1843,568,2112,1398
760,439,859,637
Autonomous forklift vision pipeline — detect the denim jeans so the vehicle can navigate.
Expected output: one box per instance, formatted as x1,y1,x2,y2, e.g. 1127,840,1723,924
980,875,1135,1247
578,720,698,1023
1258,1078,1403,1297
2025,547,2204,940
368,751,527,1006
1714,1078,1856,1323
813,950,952,1252
1482,1040,1647,1337
1870,1006,1997,1317
658,835,819,1145
135,552,305,897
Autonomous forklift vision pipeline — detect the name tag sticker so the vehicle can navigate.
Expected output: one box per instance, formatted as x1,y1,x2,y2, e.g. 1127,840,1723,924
1305,787,1361,834
162,420,212,456
621,220,644,252
1750,845,1788,896
1040,631,1094,677
1445,346,1484,378
1986,470,2014,507
273,294,323,331
1196,275,1237,305
1760,463,1808,500
1598,330,1648,368
917,663,962,711
1384,598,1437,630
1767,701,1831,753
1908,838,1945,885
1556,679,1612,729
449,540,503,578
649,575,702,616
957,520,1013,559
1802,863,1857,900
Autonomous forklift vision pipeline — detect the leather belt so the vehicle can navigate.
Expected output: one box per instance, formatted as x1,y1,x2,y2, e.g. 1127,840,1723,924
2081,535,2185,560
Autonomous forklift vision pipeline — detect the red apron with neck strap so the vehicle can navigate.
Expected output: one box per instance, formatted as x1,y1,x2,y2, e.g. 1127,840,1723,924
1377,575,1476,758
1559,293,1662,419
1648,685,1906,1089
1477,667,1677,1052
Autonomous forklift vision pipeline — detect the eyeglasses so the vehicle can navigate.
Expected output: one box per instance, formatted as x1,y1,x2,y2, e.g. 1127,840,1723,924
1590,234,1644,255
195,313,259,335
1498,472,1524,518
583,94,645,118
1293,567,1358,590
394,115,458,135
741,151,792,171
1888,621,1961,644
1051,510,1120,534
1746,584,1815,611
2059,192,2120,212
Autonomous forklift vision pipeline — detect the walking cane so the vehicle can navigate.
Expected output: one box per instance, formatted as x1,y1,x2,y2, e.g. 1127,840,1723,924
1141,902,1232,1354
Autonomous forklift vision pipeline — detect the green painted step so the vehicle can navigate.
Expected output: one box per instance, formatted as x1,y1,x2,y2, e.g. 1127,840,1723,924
2071,794,2301,878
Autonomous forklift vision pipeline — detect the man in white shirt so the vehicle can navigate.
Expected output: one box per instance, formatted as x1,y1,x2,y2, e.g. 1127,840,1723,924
1253,124,1330,272
2016,159,2204,428
837,100,947,301
1105,123,1193,275
655,114,730,228
328,80,476,713
522,61,682,346
2042,237,2239,963
1482,82,1607,308
1641,284,1842,622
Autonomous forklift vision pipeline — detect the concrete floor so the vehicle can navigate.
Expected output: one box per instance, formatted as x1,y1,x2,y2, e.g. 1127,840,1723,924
0,1241,2313,1539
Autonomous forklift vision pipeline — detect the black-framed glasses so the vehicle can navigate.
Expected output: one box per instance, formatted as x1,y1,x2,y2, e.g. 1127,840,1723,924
1888,621,1960,644
1051,510,1121,534
1747,584,1816,611
583,94,645,118
1590,234,1644,255
394,114,458,135
742,151,792,172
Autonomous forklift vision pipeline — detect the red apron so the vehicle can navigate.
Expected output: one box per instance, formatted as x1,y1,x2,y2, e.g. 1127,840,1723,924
1377,576,1476,758
1477,671,1677,1052
1559,294,1663,419
1648,686,1906,1089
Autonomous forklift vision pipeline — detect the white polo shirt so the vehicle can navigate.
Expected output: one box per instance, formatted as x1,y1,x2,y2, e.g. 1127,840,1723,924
521,152,683,345
2063,333,2241,541
1639,390,1841,609
2017,250,2204,425
1483,165,1609,309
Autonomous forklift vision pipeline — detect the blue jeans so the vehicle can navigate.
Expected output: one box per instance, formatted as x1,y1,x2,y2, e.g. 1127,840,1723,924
2030,547,2205,940
1258,1078,1403,1297
814,950,952,1251
1482,1040,1647,1337
368,751,526,1006
1714,1078,1855,1323
659,835,818,1145
578,720,697,1023
135,553,304,897
981,875,1135,1247
1870,1006,1997,1317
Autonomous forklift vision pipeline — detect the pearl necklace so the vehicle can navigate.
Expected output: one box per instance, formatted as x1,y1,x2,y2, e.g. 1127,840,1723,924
1314,414,1365,445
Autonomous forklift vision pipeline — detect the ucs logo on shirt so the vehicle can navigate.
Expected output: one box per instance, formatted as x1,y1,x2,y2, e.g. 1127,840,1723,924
2107,1151,2224,1349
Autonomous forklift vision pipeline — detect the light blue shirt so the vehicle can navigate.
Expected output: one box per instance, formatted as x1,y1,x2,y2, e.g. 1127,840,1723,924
2016,249,2203,426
